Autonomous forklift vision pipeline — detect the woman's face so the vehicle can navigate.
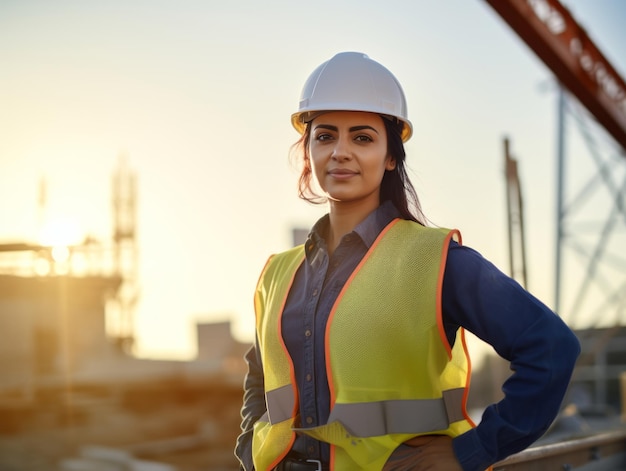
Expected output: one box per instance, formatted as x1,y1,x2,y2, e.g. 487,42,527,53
309,111,395,212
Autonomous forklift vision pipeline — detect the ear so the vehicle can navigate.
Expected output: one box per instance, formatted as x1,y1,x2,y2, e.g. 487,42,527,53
385,156,396,171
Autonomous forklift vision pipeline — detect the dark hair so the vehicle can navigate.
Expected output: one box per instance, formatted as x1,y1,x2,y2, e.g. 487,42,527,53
290,115,426,225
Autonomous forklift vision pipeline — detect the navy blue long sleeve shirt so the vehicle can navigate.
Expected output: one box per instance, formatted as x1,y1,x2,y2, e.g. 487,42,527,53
236,201,580,471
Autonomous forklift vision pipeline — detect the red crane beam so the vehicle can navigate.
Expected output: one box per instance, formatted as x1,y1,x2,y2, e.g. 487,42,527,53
484,0,626,151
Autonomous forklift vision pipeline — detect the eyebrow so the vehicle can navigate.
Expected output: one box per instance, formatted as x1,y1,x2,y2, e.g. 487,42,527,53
313,124,379,134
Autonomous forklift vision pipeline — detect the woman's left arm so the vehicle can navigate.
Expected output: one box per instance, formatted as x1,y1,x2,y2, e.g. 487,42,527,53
443,244,581,471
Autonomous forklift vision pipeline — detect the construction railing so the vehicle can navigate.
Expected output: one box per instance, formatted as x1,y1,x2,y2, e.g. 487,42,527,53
493,429,626,470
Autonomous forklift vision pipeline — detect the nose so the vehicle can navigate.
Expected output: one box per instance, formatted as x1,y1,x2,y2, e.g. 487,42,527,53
331,137,352,162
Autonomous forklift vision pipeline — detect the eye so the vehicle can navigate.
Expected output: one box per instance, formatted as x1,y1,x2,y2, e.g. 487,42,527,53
314,132,334,142
354,134,373,143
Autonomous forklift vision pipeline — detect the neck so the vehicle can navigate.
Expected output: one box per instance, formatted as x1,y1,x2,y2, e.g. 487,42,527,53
326,199,378,254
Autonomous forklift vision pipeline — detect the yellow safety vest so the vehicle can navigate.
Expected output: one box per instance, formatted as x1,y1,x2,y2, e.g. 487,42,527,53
252,219,474,470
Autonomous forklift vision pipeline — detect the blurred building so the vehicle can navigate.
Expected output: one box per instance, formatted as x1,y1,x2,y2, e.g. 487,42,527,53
0,265,249,392
0,271,122,391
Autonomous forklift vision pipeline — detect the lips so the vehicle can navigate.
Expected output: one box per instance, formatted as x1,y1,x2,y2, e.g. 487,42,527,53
328,168,358,176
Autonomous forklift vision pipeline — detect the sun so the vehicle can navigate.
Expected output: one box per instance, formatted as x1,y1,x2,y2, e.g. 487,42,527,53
39,217,83,253
38,217,84,271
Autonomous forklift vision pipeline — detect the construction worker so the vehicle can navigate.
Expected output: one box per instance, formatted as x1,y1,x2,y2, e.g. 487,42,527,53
235,52,580,471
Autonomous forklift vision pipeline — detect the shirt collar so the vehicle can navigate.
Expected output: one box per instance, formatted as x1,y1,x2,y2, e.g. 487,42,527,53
354,200,401,248
305,200,401,257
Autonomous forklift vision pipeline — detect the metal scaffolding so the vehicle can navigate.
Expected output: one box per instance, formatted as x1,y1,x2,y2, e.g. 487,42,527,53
555,87,626,328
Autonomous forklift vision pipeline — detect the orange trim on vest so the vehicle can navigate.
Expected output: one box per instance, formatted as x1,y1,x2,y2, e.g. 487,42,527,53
436,229,461,359
269,253,305,470
324,218,401,408
459,328,477,428
277,254,304,417
434,228,475,429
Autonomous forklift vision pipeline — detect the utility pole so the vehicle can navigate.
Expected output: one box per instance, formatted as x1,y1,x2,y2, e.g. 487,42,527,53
504,137,528,289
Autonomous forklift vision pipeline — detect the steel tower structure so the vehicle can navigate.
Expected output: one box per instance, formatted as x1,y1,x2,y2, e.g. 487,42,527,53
485,0,626,329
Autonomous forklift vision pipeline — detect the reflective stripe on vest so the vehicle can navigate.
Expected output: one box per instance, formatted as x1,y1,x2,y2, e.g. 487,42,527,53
265,385,466,434
259,384,295,424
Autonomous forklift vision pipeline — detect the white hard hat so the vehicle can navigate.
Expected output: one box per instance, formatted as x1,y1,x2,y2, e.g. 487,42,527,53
291,52,413,142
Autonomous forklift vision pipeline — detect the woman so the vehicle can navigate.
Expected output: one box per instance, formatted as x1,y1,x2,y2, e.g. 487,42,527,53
235,51,580,471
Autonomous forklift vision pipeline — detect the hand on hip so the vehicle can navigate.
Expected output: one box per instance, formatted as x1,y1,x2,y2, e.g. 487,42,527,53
382,435,463,471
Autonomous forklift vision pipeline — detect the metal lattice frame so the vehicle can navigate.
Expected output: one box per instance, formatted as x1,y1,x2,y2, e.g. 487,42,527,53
555,86,626,329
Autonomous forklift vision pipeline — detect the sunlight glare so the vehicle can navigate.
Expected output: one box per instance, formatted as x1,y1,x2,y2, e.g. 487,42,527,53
39,218,83,247
51,245,70,263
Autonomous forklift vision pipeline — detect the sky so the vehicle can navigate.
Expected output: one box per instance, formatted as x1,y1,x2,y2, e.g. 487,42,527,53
1,0,625,360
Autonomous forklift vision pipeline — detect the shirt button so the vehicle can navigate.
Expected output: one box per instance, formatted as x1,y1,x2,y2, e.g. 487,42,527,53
308,446,315,454
306,416,313,425
305,329,312,337
306,373,312,381
312,289,318,297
